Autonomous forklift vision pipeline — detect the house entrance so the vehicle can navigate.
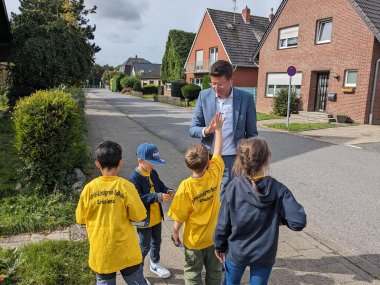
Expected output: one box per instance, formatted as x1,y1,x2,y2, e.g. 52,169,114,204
314,72,329,111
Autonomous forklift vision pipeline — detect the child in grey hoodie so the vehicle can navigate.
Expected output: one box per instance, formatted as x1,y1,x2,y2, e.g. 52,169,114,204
214,137,306,285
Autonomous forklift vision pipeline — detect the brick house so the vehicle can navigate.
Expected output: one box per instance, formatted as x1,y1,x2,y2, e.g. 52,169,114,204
184,6,270,91
0,0,11,83
252,0,380,124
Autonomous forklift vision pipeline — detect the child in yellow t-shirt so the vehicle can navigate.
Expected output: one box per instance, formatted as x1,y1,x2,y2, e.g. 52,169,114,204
168,112,224,284
76,141,150,285
129,143,174,279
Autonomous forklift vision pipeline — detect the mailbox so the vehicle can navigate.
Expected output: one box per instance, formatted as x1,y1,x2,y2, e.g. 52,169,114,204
327,93,337,102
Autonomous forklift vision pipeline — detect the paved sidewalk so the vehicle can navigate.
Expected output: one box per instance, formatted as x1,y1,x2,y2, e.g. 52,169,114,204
2,91,378,284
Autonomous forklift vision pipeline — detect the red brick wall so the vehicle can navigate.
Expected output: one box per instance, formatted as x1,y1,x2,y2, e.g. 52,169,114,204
257,0,377,123
185,11,259,88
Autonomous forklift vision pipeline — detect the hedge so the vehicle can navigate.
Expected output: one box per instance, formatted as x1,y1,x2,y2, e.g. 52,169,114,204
171,79,186,98
142,84,158,95
181,84,201,101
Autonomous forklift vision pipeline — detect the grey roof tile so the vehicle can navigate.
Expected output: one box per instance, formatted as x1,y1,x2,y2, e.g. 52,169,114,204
350,0,380,42
207,8,270,66
133,63,161,79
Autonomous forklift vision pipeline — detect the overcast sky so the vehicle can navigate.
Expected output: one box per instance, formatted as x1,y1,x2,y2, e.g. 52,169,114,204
4,0,282,67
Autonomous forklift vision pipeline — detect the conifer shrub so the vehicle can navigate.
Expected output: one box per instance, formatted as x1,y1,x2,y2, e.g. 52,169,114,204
13,90,88,193
181,84,201,101
111,72,125,92
273,88,299,116
157,85,164,95
132,81,142,92
171,79,186,98
202,74,211,90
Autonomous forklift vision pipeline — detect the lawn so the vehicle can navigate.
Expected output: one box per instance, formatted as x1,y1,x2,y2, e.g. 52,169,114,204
257,113,282,121
0,240,93,285
0,117,78,236
264,122,336,132
142,94,154,99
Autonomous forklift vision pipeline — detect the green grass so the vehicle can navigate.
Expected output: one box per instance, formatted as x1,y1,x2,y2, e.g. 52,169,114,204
264,122,336,132
0,192,78,236
142,94,154,99
0,240,93,285
257,113,282,121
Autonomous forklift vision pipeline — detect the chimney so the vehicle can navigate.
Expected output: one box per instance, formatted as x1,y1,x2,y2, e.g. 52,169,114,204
242,5,250,24
269,8,274,22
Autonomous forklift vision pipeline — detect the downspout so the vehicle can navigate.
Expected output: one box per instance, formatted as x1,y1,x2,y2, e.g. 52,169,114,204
369,58,380,125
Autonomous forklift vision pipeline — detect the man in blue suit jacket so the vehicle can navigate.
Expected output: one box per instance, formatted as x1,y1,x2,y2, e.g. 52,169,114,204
189,60,258,198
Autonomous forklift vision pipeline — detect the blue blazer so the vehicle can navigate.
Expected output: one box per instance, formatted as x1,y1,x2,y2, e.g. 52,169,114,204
189,87,258,150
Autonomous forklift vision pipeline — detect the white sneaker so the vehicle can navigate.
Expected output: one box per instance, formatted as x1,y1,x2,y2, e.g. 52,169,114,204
144,278,151,285
150,262,171,278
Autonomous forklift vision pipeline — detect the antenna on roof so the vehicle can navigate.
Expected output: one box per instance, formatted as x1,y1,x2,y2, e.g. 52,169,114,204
233,0,237,24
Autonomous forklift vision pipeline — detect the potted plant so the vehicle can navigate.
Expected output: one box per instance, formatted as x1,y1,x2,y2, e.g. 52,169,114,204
336,114,351,123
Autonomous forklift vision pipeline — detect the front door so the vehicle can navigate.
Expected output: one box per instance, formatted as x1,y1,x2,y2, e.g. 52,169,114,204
314,72,329,111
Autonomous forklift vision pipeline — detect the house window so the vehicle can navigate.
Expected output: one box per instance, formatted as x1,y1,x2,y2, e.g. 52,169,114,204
166,83,171,91
191,78,203,88
344,70,357,87
195,50,204,70
149,80,154,84
316,19,332,44
266,73,302,97
279,26,299,49
209,47,218,66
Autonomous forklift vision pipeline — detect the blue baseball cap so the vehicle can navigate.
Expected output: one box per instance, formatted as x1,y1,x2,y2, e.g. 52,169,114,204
136,143,166,166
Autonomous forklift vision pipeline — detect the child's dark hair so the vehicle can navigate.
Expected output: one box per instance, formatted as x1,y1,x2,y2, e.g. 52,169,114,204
232,137,271,177
185,144,209,173
210,60,233,79
96,141,122,169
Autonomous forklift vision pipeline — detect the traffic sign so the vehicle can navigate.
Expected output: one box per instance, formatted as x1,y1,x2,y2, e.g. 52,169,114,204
287,65,297,77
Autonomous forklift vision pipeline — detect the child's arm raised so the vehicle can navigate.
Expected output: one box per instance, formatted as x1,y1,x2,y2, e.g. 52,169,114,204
212,112,224,156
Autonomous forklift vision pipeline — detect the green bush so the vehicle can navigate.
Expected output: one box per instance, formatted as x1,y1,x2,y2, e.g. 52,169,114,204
142,84,158,95
0,84,9,110
133,81,142,92
62,87,86,117
0,240,93,285
157,85,164,95
111,72,125,92
120,76,139,89
272,88,299,116
202,74,211,90
13,90,88,193
109,78,114,91
171,79,186,98
181,84,201,101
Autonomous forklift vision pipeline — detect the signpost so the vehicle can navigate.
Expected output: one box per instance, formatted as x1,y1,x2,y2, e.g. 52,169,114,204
286,65,296,128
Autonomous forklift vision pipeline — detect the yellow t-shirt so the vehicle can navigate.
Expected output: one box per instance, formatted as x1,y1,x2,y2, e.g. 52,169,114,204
137,168,162,227
168,154,224,250
76,176,147,274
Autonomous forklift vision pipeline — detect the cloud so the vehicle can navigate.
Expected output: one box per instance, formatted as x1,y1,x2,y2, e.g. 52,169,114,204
87,0,149,22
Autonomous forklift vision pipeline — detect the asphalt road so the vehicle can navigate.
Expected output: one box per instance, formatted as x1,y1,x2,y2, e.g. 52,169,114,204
90,89,380,270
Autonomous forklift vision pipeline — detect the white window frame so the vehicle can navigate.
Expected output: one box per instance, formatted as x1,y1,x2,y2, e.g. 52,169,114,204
166,83,171,91
209,47,218,66
266,72,302,97
191,78,203,88
316,19,332,44
195,50,204,70
279,26,299,49
344,70,358,87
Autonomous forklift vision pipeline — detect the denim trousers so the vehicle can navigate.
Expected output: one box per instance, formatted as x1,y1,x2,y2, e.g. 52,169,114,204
137,222,162,263
96,264,147,285
223,258,272,285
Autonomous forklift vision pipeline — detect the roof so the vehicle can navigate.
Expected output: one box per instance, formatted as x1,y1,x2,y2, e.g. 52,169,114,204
349,0,380,42
252,0,380,61
132,63,161,79
207,8,270,67
0,0,11,61
121,56,150,66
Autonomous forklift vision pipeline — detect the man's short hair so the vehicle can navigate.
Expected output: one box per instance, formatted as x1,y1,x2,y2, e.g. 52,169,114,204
96,141,122,169
210,60,233,79
185,144,209,173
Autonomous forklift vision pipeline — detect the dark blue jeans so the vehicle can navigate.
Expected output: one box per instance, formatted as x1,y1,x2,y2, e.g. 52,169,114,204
224,258,272,285
220,155,236,200
96,264,147,285
137,223,162,264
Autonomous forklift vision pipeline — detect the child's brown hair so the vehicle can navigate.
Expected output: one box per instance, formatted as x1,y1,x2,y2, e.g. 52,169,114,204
185,144,209,173
232,137,271,177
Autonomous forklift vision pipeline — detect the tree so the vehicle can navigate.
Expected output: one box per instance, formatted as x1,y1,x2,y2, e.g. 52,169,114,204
161,30,195,84
8,0,100,105
87,64,106,87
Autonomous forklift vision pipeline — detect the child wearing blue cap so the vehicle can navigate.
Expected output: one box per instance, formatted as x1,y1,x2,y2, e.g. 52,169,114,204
129,142,174,279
